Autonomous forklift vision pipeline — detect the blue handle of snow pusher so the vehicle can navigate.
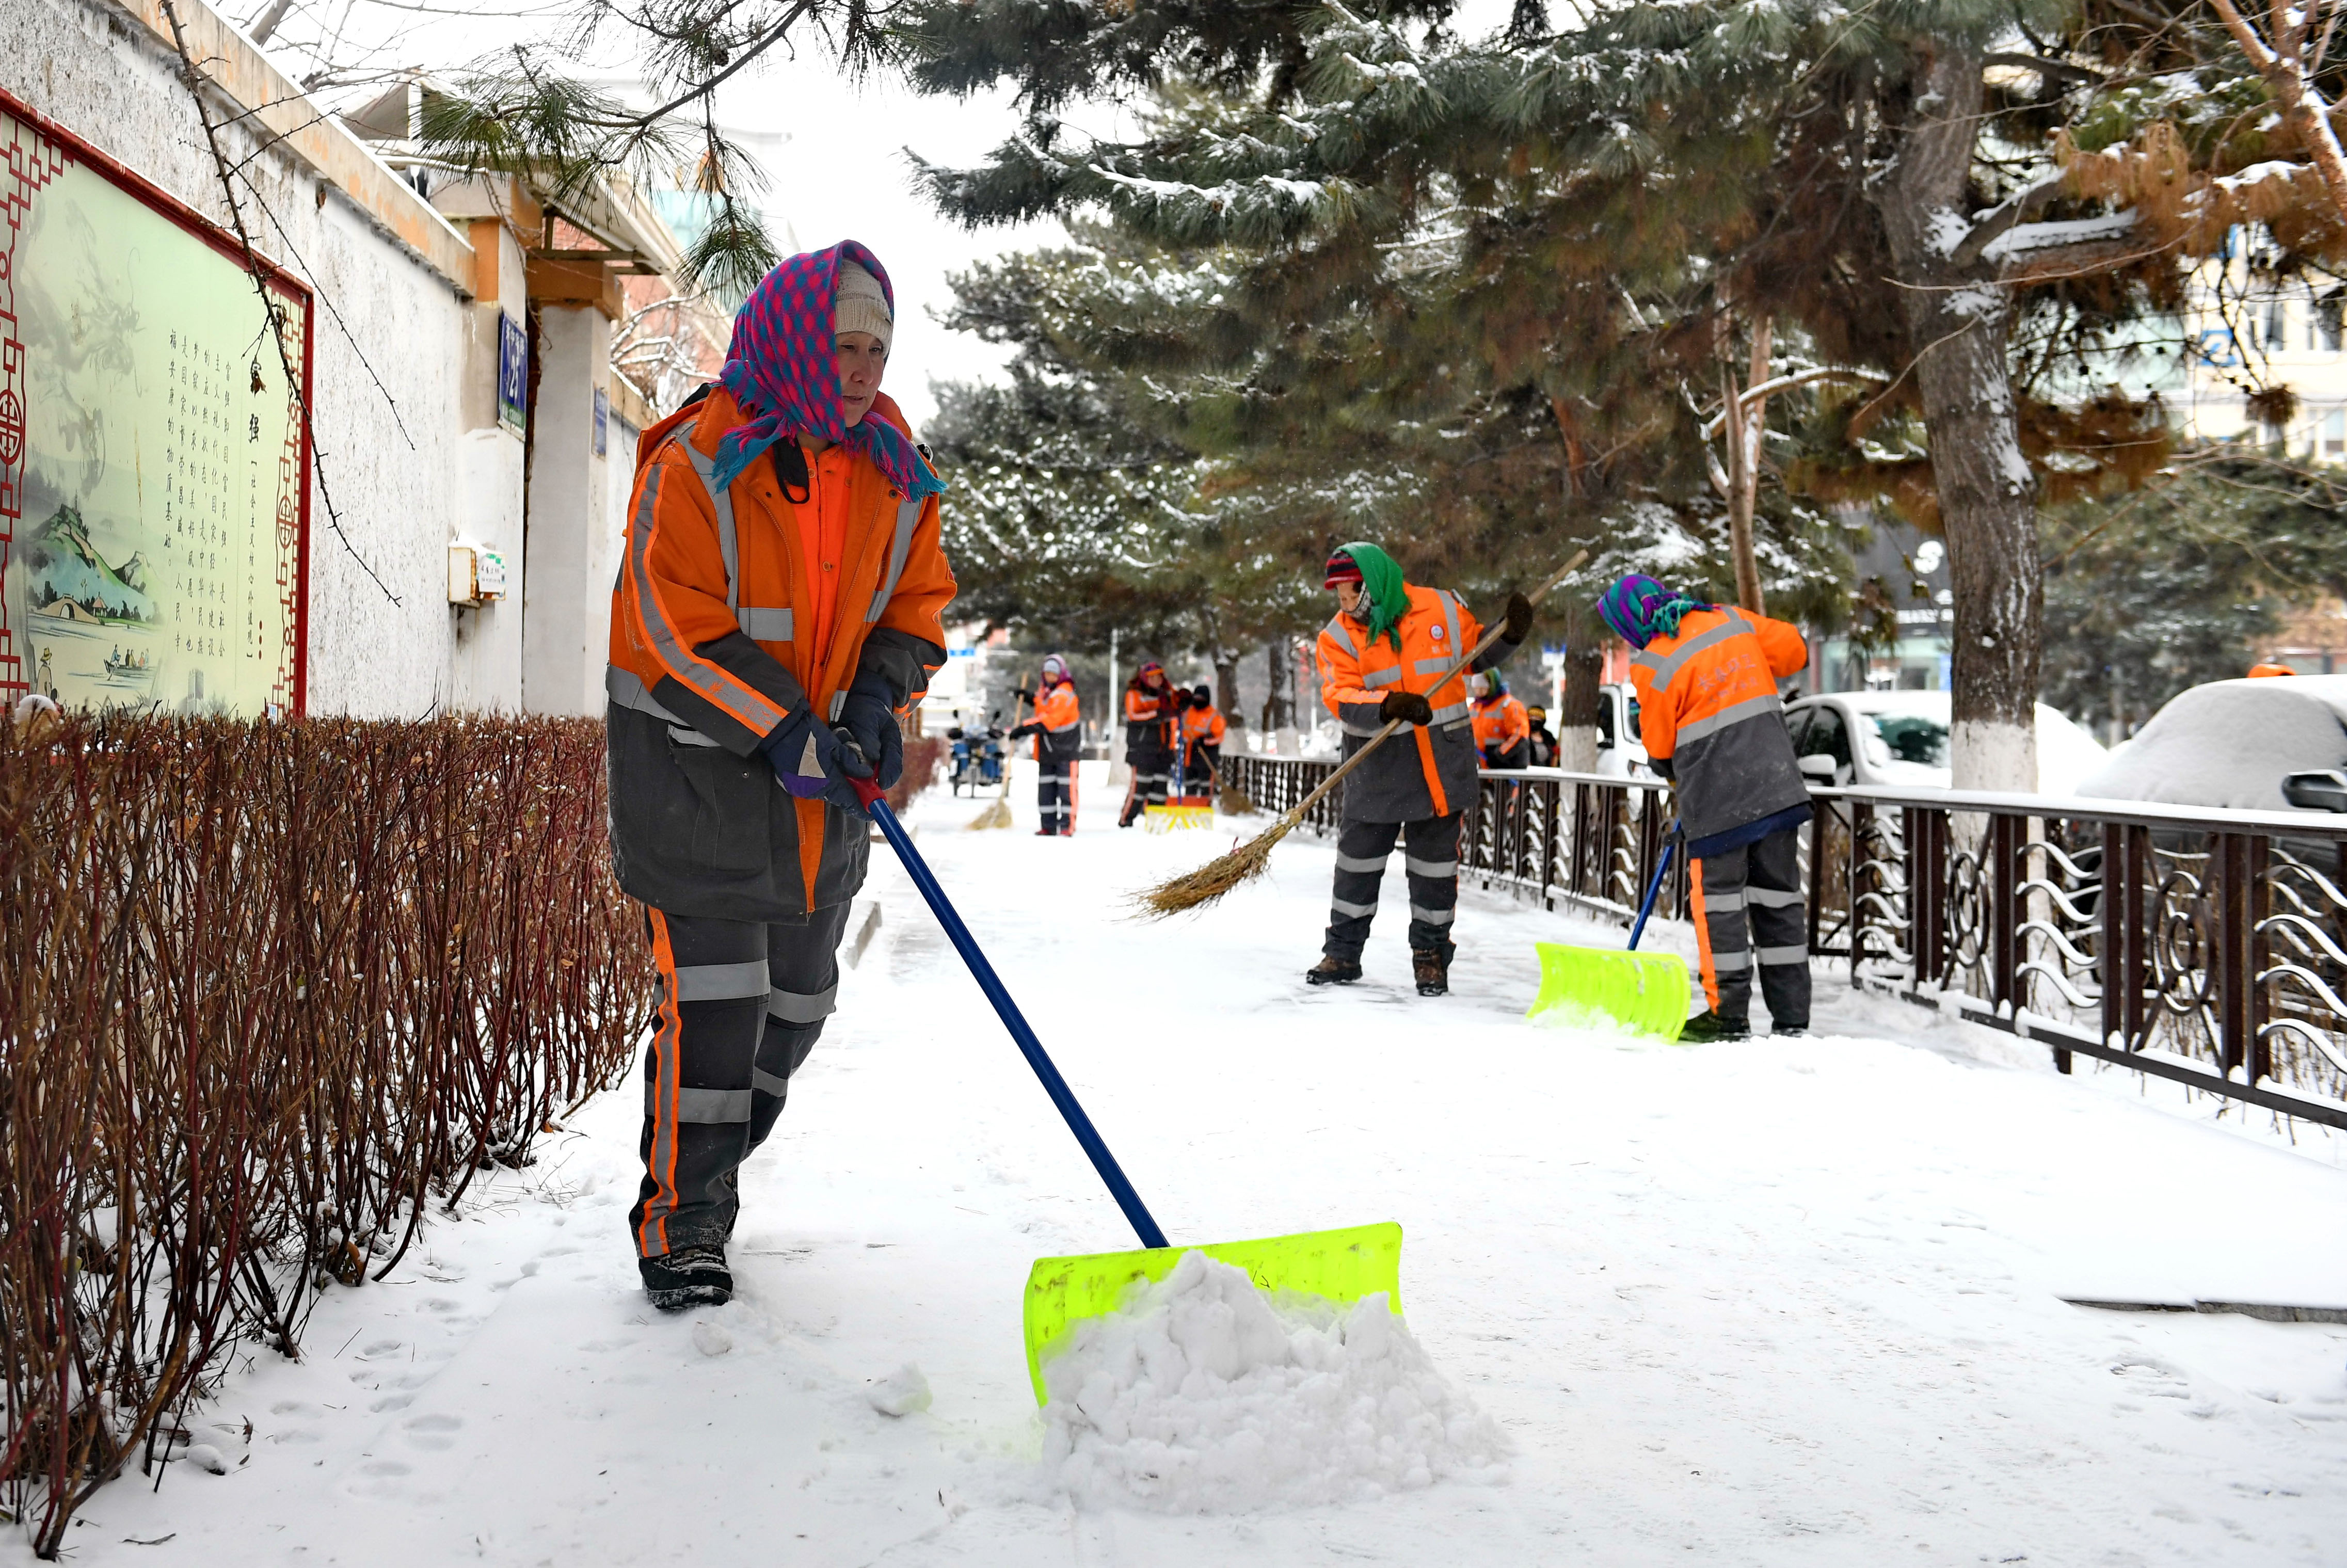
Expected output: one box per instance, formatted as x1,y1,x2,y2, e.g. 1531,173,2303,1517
1626,820,1681,953
856,783,1171,1251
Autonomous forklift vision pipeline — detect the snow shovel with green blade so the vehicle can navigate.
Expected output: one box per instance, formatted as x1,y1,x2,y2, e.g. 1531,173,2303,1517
848,775,1404,1408
1527,825,1690,1040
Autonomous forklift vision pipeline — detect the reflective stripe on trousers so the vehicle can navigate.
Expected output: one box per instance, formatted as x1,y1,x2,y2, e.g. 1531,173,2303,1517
630,901,854,1257
1323,812,1463,962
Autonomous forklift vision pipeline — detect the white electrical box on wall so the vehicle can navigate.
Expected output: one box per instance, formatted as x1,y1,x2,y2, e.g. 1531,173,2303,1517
448,543,509,607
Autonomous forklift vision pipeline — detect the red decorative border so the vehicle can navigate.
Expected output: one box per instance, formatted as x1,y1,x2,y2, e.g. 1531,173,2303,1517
0,83,313,715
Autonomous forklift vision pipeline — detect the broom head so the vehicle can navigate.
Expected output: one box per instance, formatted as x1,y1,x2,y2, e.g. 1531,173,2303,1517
1132,813,1295,917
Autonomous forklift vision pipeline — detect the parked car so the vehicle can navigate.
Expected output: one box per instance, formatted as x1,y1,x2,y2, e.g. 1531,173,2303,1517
1783,690,2108,794
1593,681,1653,778
2075,674,2347,813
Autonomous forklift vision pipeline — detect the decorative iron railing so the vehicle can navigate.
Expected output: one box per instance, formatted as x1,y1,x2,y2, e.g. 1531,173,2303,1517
1219,755,2347,1129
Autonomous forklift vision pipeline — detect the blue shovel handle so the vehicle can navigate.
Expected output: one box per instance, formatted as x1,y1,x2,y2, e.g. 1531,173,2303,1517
1626,820,1681,953
852,779,1171,1250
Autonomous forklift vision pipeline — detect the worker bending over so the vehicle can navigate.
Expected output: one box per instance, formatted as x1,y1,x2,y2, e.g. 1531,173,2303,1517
1119,660,1180,825
606,243,954,1309
1009,654,1081,835
1309,543,1531,996
1603,573,1810,1042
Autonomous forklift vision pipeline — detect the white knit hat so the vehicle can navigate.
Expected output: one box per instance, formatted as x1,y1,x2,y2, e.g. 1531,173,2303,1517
835,261,893,351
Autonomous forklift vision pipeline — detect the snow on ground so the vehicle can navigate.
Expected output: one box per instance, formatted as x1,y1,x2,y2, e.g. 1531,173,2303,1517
33,760,2347,1566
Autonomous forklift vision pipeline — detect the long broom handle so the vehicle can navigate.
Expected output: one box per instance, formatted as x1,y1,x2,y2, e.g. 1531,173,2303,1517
1273,549,1590,831
853,778,1171,1250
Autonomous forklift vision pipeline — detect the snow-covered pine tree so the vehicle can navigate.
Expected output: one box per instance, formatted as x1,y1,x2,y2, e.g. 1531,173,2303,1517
905,0,2325,789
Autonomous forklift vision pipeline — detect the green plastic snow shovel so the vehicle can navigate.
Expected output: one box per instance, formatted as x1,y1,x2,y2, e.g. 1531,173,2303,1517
1526,826,1690,1041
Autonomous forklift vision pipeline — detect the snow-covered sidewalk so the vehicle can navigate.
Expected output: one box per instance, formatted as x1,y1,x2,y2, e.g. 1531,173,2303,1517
38,762,2347,1566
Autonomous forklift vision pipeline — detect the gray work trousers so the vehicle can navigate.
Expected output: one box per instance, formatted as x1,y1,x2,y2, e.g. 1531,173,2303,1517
1323,813,1462,963
1690,827,1810,1027
629,902,852,1256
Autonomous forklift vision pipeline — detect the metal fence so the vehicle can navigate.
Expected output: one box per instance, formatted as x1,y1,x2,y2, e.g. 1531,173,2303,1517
1220,754,2347,1129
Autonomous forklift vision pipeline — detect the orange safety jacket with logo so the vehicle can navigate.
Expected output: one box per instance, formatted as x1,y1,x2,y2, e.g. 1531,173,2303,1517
1123,681,1180,764
1628,606,1810,856
1316,582,1516,823
1016,680,1082,763
1472,693,1530,767
605,384,954,920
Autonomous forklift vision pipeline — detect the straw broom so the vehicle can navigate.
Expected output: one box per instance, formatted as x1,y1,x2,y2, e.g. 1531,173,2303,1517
1136,550,1589,917
967,687,1026,830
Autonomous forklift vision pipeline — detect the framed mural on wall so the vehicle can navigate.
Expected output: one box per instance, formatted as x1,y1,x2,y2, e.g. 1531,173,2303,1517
0,87,312,718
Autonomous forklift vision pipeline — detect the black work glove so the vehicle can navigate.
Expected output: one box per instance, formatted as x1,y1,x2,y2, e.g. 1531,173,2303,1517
762,711,870,818
837,669,905,790
1008,721,1041,740
1502,591,1535,645
1379,691,1434,726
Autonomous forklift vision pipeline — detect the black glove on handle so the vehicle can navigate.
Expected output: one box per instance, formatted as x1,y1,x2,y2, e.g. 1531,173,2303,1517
1502,591,1535,645
1379,691,1434,726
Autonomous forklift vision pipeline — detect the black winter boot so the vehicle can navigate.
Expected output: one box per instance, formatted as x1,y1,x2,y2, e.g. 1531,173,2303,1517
1679,1009,1750,1042
641,1243,732,1310
1411,949,1450,997
1305,956,1363,986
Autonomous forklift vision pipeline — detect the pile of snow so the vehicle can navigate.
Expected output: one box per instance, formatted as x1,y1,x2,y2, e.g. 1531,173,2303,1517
1040,1251,1509,1511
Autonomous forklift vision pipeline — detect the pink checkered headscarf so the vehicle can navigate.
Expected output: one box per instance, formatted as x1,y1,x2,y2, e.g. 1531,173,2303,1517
707,240,945,502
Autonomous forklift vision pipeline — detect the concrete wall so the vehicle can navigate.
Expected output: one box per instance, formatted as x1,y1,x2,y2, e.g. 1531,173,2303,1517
4,0,530,716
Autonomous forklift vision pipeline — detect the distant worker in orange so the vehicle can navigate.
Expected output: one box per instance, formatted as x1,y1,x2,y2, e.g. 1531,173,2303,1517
1604,573,1811,1043
1471,670,1531,769
2247,661,2299,678
1119,660,1182,825
1179,683,1227,794
1310,543,1532,997
1008,653,1081,835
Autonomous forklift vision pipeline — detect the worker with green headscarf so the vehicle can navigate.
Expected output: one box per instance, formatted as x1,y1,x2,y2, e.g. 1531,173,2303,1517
1308,544,1534,995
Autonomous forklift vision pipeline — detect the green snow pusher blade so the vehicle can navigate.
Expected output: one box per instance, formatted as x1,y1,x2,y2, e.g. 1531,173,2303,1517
1020,1222,1404,1404
1526,941,1690,1041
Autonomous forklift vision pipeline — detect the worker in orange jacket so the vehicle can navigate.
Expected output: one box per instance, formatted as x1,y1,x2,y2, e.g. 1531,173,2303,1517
1008,653,1081,835
1310,542,1532,996
1179,683,1227,794
1471,670,1531,769
606,242,955,1310
1603,573,1810,1042
1119,660,1181,825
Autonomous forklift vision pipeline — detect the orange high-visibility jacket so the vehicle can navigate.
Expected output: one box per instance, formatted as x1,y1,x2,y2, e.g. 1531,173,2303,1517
1472,693,1529,761
1027,680,1081,761
606,385,955,918
1180,702,1226,750
1318,582,1512,822
1123,681,1180,762
1628,606,1809,852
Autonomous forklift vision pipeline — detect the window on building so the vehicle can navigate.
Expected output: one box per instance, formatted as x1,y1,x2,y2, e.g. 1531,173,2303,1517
2327,408,2345,459
2266,298,2290,351
2318,291,2344,353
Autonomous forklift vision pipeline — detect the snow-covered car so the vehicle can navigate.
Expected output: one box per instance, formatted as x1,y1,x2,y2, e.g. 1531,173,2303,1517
2074,674,2347,813
1784,691,2108,795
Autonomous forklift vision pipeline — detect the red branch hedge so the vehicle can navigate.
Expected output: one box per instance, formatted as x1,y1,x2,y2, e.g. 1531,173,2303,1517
0,714,652,1556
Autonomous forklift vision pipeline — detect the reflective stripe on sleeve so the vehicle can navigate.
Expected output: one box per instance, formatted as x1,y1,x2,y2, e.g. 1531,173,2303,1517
627,454,790,735
1675,692,1784,746
867,497,923,622
677,441,742,620
672,958,770,1002
768,984,838,1025
1363,666,1402,687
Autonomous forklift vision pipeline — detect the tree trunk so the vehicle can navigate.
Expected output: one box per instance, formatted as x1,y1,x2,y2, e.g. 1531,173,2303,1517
1871,40,2041,793
1262,636,1296,741
1555,594,1603,773
1723,319,1770,614
1215,655,1240,724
